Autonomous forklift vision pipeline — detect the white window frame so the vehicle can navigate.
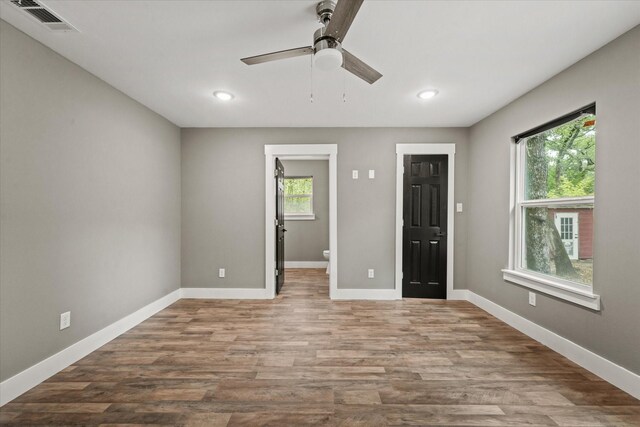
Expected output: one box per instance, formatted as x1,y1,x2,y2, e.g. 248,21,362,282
503,128,600,311
284,176,315,220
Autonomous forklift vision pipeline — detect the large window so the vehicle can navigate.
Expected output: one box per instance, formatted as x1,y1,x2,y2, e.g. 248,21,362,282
504,104,599,309
284,176,315,220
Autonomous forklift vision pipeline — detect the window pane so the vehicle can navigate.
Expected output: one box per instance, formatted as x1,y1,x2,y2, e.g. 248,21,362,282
285,196,312,214
284,177,312,196
522,206,593,285
284,177,313,214
524,114,595,200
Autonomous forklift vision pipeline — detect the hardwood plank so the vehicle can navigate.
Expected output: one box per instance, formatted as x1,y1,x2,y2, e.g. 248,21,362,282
227,412,333,426
334,390,382,405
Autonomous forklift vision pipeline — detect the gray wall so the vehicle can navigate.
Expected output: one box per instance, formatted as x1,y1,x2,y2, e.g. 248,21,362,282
0,21,181,381
467,26,640,374
181,127,469,290
281,160,329,262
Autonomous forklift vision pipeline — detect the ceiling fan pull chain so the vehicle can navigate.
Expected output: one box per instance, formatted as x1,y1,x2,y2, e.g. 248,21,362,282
310,52,314,103
342,68,347,103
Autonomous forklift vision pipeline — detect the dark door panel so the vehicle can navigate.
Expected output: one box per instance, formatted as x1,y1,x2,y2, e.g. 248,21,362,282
402,155,448,299
275,158,285,294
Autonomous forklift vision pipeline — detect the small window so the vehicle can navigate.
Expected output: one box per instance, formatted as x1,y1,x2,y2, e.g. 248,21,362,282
284,176,315,220
504,105,598,309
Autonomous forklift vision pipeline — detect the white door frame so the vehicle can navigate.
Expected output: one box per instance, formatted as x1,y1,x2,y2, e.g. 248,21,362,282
265,144,338,299
395,144,456,300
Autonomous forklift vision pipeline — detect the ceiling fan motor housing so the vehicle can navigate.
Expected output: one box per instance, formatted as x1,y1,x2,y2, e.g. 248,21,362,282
313,27,341,53
313,27,343,70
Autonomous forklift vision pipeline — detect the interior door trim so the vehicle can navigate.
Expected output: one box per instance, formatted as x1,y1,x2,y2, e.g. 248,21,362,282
264,144,338,299
395,144,456,300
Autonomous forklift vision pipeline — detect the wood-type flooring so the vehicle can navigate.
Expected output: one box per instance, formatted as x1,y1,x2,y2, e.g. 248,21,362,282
1,268,638,426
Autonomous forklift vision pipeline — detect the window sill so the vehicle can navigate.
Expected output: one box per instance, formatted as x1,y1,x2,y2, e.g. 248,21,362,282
502,269,600,311
285,214,316,221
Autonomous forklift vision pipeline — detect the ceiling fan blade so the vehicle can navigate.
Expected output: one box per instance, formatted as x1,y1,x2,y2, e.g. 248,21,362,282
325,0,364,43
342,49,382,84
241,46,313,65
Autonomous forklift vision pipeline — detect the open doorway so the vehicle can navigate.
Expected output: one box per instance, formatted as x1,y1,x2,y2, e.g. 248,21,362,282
280,159,329,294
264,145,337,299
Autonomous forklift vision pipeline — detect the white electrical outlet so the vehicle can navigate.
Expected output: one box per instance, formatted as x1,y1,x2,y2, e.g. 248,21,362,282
352,170,359,179
219,268,225,278
60,311,71,330
368,269,375,279
368,169,375,179
456,203,463,213
528,292,536,306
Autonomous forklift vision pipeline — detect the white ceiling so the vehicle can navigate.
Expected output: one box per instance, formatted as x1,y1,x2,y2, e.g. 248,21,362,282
2,1,639,128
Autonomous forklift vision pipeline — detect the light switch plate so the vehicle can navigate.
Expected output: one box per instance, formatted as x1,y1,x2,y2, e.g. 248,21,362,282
456,203,463,212
352,170,359,179
529,292,536,306
368,169,375,179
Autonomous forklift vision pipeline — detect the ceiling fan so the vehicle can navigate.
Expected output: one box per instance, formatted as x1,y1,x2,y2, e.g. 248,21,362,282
240,0,382,84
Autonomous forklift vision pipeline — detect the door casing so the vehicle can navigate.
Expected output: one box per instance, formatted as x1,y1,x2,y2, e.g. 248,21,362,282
395,144,457,300
265,144,338,299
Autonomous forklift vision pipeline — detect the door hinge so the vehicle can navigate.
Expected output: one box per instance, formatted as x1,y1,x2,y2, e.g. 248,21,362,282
274,169,279,177
275,269,279,276
275,218,279,226
402,166,405,175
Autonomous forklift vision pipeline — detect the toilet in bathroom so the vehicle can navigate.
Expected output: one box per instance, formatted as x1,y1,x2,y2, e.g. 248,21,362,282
323,250,330,275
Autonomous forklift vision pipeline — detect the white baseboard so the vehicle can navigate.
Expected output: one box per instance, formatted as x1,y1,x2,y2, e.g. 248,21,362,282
448,289,469,300
466,290,640,400
284,261,328,268
332,288,400,300
181,287,271,299
0,289,182,406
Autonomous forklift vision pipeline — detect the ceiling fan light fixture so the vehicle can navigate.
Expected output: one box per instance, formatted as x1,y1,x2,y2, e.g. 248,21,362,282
213,91,234,101
417,89,439,100
313,47,343,71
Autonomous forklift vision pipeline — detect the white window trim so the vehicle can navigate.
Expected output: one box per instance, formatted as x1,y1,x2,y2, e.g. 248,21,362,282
504,140,600,310
284,176,315,220
285,213,316,221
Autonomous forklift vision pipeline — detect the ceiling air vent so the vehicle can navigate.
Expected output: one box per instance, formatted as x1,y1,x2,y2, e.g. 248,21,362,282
9,0,77,32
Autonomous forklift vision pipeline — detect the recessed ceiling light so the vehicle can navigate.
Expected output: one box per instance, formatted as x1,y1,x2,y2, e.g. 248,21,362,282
213,91,234,101
417,89,439,100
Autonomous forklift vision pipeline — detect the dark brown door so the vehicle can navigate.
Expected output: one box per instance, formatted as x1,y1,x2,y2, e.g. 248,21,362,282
402,155,448,299
275,158,285,294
